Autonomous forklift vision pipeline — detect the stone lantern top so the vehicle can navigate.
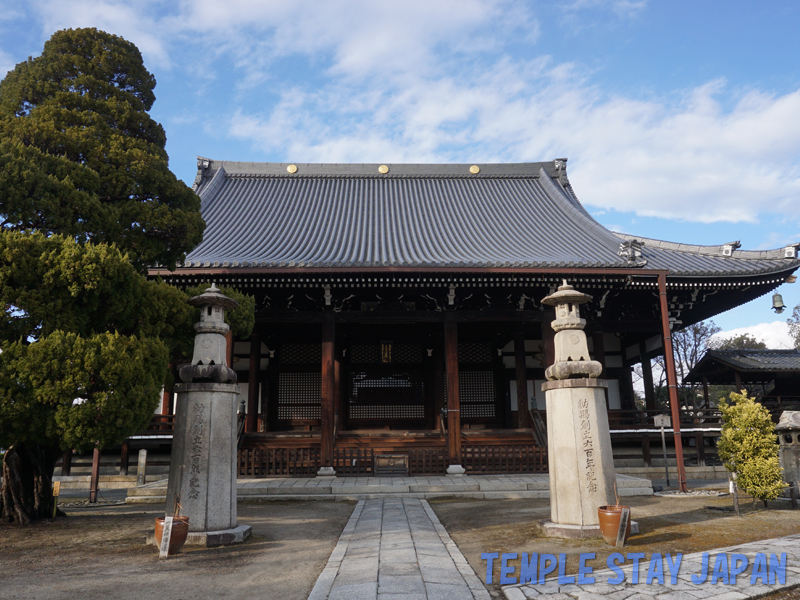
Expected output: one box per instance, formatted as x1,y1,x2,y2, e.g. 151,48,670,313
776,411,800,432
179,284,238,384
542,280,593,333
187,283,239,310
188,284,238,335
541,280,602,381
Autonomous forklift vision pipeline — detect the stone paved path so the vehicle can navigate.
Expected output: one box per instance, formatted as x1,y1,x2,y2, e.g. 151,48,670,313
502,534,800,600
307,498,492,600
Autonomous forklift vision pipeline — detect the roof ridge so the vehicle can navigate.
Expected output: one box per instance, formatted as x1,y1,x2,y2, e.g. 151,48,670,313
616,232,799,260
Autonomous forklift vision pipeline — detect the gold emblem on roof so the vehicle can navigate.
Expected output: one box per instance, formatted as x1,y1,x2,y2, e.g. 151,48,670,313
378,165,389,174
469,165,480,174
286,164,298,174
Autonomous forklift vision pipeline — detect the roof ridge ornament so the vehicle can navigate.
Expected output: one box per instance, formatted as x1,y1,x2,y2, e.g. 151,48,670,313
618,238,647,266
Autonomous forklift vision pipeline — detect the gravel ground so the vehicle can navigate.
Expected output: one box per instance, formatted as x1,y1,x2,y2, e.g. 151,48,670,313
0,500,355,600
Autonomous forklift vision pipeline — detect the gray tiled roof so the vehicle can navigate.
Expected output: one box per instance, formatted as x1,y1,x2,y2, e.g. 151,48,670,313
182,159,800,277
700,349,800,372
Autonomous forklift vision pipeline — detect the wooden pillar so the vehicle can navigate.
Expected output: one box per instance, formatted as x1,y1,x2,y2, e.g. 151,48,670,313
424,347,437,430
334,354,342,435
434,343,446,433
658,273,688,492
247,334,260,432
734,371,743,393
702,376,710,408
225,330,234,369
593,332,609,410
89,448,101,503
61,449,72,476
640,342,656,411
267,347,279,431
515,331,532,429
444,313,462,470
542,311,556,370
319,313,336,474
160,378,171,416
119,442,129,475
492,343,507,428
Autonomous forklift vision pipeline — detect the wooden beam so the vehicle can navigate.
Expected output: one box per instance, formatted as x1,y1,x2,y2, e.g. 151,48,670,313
444,313,462,466
658,273,688,493
702,376,710,408
320,313,336,470
515,331,532,429
734,371,743,393
247,334,260,432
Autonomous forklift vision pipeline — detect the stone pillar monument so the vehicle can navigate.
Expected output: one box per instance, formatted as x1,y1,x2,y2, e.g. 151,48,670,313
164,284,251,547
540,281,617,538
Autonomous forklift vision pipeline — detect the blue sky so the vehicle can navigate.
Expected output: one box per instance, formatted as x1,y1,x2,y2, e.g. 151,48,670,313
1,0,799,344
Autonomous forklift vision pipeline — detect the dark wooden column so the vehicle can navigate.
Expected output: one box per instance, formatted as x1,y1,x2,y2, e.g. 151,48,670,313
334,354,342,435
592,332,609,410
492,342,507,428
734,371,743,393
161,372,171,415
702,376,710,408
119,442,129,475
247,334,260,432
225,330,234,369
89,448,101,503
542,311,556,370
639,342,656,411
320,313,336,473
658,272,688,492
444,313,462,468
434,343,446,433
515,331,532,429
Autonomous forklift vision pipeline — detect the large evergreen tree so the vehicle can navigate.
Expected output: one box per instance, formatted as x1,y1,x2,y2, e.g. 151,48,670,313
0,27,204,272
0,29,249,525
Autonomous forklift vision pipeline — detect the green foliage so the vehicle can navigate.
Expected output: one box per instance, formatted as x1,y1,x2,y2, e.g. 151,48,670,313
789,302,800,350
184,283,255,340
0,331,167,452
0,231,195,351
0,27,204,272
717,391,785,501
713,333,768,350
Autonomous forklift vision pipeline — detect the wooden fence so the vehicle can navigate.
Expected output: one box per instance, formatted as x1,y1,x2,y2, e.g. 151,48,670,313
237,447,320,477
461,444,547,474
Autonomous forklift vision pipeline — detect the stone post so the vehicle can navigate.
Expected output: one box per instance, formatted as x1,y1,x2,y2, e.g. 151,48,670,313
161,284,251,547
540,281,618,539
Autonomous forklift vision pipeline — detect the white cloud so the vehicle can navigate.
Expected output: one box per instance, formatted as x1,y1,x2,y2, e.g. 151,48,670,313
11,0,800,233
0,48,14,78
28,0,171,66
712,321,796,350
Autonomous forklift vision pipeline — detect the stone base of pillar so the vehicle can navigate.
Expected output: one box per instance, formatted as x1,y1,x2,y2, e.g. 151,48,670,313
539,520,639,540
148,524,252,548
317,466,336,477
446,464,466,475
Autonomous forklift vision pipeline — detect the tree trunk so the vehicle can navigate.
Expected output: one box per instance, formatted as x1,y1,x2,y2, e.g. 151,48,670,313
0,442,61,525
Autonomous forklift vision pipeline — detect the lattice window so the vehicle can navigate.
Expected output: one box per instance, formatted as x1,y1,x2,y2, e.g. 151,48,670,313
350,344,381,364
348,371,425,421
458,343,492,364
460,371,495,418
277,372,321,419
280,344,321,365
393,344,423,363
